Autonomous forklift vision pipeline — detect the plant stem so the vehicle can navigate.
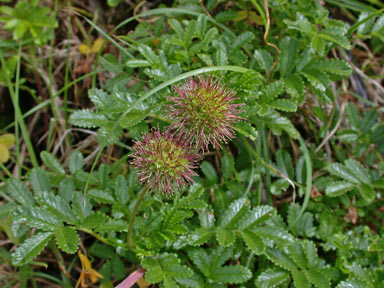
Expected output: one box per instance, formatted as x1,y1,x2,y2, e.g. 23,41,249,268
0,161,13,179
127,186,149,248
79,228,112,246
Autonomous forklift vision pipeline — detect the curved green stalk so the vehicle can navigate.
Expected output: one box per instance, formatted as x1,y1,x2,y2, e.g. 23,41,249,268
249,0,267,29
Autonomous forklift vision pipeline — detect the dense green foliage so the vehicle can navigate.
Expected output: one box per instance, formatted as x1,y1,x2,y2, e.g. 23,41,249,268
0,0,383,287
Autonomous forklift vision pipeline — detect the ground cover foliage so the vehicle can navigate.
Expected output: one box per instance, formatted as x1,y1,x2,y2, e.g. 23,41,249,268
0,0,384,287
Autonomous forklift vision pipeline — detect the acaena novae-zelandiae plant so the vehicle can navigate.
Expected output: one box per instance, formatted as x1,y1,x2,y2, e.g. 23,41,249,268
168,76,243,152
128,128,199,247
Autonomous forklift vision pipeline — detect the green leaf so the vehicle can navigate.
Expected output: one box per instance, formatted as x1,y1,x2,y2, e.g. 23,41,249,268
286,242,307,269
292,269,310,288
188,228,214,246
234,122,258,141
119,110,146,128
327,163,360,184
55,226,79,254
210,265,252,284
187,248,211,276
12,232,53,266
255,269,290,288
279,37,297,76
265,248,297,271
325,181,355,197
345,103,360,129
41,151,65,175
81,212,109,229
200,161,218,184
69,109,110,128
275,149,294,178
304,269,330,288
253,226,294,244
319,29,351,49
142,253,193,285
344,263,371,284
345,159,371,184
288,204,315,237
221,149,235,180
58,178,74,203
284,74,304,98
168,19,184,39
198,205,215,226
269,99,297,112
216,227,235,247
6,179,34,206
358,183,375,202
336,279,368,288
311,36,325,55
315,59,352,76
360,110,378,134
88,88,111,109
183,21,196,47
301,69,330,92
15,206,63,230
126,59,151,67
30,168,51,193
232,31,254,50
238,205,275,230
263,81,285,102
67,151,84,174
38,191,76,224
262,110,300,139
254,49,273,73
114,175,129,205
138,44,160,65
240,230,265,255
219,197,249,229
112,254,126,280
88,189,115,204
72,191,92,222
97,122,123,146
95,219,128,232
